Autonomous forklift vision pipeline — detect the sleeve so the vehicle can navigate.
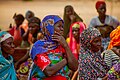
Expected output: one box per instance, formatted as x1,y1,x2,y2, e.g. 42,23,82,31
111,16,120,29
88,18,96,27
104,51,112,68
34,53,51,71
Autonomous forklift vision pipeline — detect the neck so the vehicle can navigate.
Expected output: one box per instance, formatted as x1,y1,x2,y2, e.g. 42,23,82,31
98,15,106,23
2,52,9,59
75,37,79,43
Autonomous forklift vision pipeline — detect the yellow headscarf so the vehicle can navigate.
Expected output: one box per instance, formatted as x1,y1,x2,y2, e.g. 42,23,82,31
107,26,120,49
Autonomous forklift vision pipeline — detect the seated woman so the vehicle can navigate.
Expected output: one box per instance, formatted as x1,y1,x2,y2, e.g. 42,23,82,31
101,26,120,68
89,0,119,50
106,26,120,80
0,31,17,80
78,27,109,80
63,5,83,39
29,15,78,80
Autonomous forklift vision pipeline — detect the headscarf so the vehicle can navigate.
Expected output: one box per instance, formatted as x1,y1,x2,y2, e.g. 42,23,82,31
63,5,83,39
107,26,120,49
95,0,106,10
67,22,86,59
79,27,109,79
0,31,17,80
0,31,13,43
80,27,101,50
30,15,64,60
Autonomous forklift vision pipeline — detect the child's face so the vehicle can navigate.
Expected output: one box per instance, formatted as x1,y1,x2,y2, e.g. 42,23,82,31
28,23,39,34
14,18,23,26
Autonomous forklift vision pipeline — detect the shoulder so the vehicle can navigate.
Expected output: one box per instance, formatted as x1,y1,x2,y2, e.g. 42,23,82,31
107,15,118,20
90,16,98,21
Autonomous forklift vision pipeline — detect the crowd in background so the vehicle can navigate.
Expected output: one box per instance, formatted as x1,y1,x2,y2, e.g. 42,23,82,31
0,0,120,80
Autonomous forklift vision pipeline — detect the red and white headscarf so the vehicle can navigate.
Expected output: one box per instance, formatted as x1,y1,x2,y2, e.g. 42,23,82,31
0,31,13,43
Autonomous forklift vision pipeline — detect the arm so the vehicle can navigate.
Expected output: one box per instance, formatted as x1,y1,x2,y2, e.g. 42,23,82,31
22,29,29,41
15,51,29,69
43,58,67,76
34,54,67,77
52,32,78,71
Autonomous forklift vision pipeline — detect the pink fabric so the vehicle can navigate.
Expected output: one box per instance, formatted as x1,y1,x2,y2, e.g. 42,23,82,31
68,22,86,60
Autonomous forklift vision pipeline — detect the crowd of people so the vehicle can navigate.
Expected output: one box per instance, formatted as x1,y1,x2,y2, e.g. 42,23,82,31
0,0,120,80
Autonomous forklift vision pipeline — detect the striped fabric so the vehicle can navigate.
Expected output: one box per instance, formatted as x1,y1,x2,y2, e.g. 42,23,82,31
102,49,120,68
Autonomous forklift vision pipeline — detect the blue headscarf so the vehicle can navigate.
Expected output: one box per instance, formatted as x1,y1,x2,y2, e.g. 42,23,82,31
0,31,17,80
30,15,64,60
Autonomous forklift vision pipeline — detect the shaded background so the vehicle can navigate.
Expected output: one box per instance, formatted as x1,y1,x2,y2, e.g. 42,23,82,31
0,0,120,30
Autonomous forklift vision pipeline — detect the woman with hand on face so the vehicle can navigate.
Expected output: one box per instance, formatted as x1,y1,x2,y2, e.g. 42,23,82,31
89,0,119,50
79,27,109,80
63,5,83,39
29,15,78,80
0,31,17,80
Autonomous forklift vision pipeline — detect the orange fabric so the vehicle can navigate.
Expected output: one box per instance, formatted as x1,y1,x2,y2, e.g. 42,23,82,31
107,26,120,49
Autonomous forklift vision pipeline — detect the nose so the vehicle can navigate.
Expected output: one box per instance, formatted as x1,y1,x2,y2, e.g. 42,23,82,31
60,27,63,31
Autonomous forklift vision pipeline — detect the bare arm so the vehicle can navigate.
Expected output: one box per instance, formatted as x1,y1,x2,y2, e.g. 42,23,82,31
52,32,78,71
22,29,29,41
43,58,67,76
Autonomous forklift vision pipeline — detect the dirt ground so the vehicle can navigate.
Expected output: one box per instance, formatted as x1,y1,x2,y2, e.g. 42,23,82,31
0,0,120,30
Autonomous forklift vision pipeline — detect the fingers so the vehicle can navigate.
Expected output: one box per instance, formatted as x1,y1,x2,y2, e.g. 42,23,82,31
54,31,61,36
52,35,59,42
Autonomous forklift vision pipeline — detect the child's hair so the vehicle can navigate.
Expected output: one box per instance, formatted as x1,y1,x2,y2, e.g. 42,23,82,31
14,14,25,22
28,17,41,26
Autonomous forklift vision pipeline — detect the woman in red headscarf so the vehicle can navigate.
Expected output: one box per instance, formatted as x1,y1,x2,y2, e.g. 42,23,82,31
89,0,119,51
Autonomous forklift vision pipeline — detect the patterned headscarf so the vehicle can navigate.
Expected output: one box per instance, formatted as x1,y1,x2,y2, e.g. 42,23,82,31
80,27,101,50
30,15,64,60
107,26,120,49
95,0,106,10
79,27,109,79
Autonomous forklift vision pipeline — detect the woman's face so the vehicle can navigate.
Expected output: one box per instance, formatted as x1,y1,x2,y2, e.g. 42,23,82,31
72,27,80,39
1,37,15,55
90,36,102,52
65,7,74,17
97,4,106,16
54,21,64,35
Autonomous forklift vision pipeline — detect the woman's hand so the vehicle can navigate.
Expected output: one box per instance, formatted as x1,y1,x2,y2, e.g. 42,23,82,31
52,31,68,48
